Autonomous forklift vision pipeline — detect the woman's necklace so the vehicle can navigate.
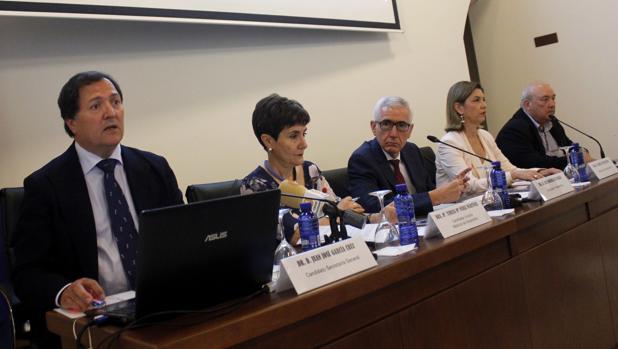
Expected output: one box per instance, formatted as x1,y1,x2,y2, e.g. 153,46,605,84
264,160,297,182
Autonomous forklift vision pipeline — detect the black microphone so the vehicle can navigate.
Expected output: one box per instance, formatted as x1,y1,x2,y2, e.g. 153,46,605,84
551,116,605,158
279,193,366,229
427,135,493,162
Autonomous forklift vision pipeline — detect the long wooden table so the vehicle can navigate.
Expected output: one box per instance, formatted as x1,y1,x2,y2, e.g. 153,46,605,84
48,176,618,348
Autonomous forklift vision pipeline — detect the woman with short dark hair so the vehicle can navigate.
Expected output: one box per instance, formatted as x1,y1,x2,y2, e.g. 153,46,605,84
241,94,364,243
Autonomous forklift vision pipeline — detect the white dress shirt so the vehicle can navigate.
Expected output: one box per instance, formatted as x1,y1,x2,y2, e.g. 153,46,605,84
523,110,564,157
56,143,139,305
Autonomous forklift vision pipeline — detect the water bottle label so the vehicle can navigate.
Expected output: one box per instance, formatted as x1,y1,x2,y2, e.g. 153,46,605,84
399,223,418,246
569,150,589,182
299,213,320,251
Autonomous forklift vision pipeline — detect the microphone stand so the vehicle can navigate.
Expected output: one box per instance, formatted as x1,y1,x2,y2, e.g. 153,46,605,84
279,193,350,245
427,135,493,162
553,117,606,158
321,203,350,244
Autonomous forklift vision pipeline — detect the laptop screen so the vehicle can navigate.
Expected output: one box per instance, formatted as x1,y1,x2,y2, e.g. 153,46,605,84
134,189,280,318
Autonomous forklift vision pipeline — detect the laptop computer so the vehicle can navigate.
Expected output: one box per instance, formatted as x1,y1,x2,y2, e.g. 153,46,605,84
93,189,280,322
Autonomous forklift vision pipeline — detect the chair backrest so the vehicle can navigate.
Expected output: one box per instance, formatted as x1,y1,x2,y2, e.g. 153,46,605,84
0,277,16,349
185,179,242,203
321,167,350,198
0,188,24,266
419,146,437,187
0,188,24,305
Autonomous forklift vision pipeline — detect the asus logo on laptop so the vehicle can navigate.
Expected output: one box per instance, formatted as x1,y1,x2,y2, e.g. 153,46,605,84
204,231,228,242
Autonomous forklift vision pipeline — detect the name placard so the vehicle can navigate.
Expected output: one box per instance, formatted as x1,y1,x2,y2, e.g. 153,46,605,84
588,158,618,180
528,172,574,201
274,236,377,294
425,200,491,239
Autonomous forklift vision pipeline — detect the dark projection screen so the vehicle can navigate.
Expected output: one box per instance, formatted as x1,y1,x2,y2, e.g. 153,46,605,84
0,1,401,32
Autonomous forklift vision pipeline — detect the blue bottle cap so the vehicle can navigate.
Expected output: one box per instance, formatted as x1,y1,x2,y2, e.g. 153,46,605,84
299,201,312,212
395,183,408,194
491,161,501,169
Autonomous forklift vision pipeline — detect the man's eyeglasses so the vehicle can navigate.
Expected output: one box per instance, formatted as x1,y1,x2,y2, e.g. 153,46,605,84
377,120,412,132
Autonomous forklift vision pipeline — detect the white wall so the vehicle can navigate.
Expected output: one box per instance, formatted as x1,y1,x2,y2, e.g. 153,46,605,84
0,1,471,193
469,0,618,160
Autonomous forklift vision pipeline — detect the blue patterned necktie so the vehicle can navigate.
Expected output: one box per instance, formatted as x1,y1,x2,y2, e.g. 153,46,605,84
97,158,138,288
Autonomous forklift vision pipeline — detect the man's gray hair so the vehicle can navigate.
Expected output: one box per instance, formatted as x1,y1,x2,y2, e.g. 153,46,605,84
520,81,549,107
372,96,412,121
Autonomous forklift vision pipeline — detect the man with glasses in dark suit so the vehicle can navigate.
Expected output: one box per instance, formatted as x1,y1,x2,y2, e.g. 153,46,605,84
348,96,468,215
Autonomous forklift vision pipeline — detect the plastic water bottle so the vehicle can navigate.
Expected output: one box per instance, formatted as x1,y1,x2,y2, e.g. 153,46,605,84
568,143,589,182
490,161,511,209
298,202,321,251
393,184,419,246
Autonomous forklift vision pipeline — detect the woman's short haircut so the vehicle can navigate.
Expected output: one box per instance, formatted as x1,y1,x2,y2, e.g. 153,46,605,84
57,71,123,137
445,81,483,132
252,93,310,150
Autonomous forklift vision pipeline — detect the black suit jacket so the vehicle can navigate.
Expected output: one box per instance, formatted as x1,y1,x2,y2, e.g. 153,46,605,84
496,108,572,169
12,143,183,319
347,138,434,215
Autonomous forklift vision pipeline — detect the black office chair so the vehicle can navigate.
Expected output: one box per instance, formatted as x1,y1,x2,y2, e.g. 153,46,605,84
419,146,437,187
0,187,29,347
0,188,24,304
185,179,243,203
0,287,15,349
321,167,350,198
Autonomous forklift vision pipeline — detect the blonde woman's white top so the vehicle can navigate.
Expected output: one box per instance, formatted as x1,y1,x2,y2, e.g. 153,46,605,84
435,129,520,196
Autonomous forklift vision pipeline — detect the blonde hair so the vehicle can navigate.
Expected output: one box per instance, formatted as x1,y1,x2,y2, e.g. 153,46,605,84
445,81,483,132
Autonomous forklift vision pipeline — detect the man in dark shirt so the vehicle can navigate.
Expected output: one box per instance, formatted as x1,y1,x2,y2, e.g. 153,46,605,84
496,82,592,169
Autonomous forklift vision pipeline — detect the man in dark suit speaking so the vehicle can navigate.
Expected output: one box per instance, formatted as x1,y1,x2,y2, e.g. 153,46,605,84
12,71,183,344
347,96,468,216
496,82,593,169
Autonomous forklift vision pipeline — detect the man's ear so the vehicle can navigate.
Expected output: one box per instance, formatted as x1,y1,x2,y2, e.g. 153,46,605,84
370,120,377,136
65,118,77,136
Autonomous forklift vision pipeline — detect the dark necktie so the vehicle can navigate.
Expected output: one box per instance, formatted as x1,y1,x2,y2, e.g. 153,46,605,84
389,159,406,185
97,159,138,288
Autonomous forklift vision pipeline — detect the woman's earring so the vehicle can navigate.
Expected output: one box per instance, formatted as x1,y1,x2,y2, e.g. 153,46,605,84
267,147,273,152
459,114,465,124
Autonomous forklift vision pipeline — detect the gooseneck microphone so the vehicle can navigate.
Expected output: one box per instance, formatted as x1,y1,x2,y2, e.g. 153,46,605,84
279,192,366,229
279,180,367,230
427,135,493,163
551,116,606,158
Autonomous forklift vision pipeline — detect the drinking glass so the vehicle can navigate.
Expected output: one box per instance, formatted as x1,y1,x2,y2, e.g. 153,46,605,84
369,190,399,250
481,165,504,211
272,208,296,282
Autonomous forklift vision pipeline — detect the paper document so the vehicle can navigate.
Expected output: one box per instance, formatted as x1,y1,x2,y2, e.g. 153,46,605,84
487,209,515,217
319,224,426,242
54,290,136,319
375,244,417,257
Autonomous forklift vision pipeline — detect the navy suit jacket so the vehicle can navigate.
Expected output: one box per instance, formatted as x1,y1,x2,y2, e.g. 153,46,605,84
347,138,434,216
12,143,183,320
496,108,572,169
